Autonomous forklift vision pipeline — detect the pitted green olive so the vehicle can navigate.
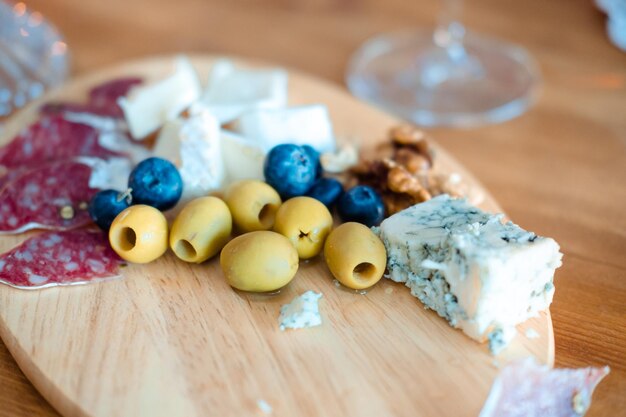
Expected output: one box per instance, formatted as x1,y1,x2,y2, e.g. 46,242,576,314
273,196,333,259
324,222,386,290
169,197,232,263
223,180,282,233
220,231,298,292
109,205,168,264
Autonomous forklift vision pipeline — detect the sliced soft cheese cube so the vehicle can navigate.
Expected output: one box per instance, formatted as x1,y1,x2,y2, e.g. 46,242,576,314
376,195,562,354
220,130,266,183
118,56,201,140
153,104,224,202
200,59,288,123
233,104,336,152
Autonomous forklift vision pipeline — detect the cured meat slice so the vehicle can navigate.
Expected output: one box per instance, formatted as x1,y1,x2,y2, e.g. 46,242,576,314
89,76,143,112
479,358,610,417
41,77,143,118
40,102,124,118
0,230,123,289
0,115,122,171
0,161,99,234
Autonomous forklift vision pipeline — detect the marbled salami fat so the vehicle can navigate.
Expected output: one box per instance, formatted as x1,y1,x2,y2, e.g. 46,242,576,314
0,161,99,234
479,358,610,417
0,230,123,289
0,115,122,171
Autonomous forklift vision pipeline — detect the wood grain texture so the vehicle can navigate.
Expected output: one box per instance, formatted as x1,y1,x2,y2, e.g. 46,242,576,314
0,56,552,417
0,0,624,416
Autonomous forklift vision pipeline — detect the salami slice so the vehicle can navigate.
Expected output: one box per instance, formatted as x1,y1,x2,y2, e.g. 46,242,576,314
479,358,610,417
0,161,99,234
40,102,124,118
89,77,143,111
0,230,123,289
41,77,142,118
0,115,122,171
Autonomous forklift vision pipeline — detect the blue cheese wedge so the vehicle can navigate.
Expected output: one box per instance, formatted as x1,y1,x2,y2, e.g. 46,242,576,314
279,291,323,331
375,195,562,353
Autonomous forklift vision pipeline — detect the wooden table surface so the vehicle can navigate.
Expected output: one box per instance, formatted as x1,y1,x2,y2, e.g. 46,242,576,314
1,0,624,416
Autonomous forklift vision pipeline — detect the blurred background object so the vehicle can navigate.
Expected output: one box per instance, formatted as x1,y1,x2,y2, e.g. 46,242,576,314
347,0,540,127
595,0,626,51
346,0,540,127
0,1,69,125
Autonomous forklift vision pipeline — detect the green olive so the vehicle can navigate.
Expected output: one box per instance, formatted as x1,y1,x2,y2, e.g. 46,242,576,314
324,222,386,290
273,196,333,259
223,180,282,233
220,231,298,292
169,196,232,263
109,205,168,264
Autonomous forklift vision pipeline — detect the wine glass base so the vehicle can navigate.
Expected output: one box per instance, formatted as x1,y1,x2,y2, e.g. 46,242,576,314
346,29,541,127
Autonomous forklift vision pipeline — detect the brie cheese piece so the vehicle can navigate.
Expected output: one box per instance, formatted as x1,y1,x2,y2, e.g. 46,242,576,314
375,195,562,354
153,104,224,202
233,104,336,152
220,130,266,183
118,56,201,140
279,291,323,331
76,157,132,191
200,59,288,123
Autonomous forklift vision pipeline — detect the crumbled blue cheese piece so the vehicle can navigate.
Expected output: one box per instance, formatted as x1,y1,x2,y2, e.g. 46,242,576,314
376,194,562,354
525,328,540,339
279,291,322,331
257,399,273,415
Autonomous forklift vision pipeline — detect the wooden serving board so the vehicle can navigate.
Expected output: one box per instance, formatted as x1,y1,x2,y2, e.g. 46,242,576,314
0,55,553,417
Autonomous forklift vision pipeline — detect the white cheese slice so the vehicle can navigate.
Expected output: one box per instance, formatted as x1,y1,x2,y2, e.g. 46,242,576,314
76,157,132,191
63,112,151,164
278,291,323,331
375,195,563,354
153,104,224,202
233,104,336,152
220,130,266,183
200,59,288,123
118,56,201,140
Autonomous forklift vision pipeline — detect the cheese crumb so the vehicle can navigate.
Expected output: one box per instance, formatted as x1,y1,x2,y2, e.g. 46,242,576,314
525,328,540,339
278,291,322,331
257,399,272,415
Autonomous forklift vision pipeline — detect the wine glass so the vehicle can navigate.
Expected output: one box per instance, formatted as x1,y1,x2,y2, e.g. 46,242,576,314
0,1,69,124
346,0,540,127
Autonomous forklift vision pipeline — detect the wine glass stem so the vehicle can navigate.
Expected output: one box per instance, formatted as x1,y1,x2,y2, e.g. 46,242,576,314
433,0,467,61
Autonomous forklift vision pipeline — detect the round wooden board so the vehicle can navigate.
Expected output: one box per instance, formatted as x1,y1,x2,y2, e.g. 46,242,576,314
0,55,553,417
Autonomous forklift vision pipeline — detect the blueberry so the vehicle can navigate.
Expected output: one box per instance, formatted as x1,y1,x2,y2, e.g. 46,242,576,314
306,178,343,208
302,145,322,179
337,185,385,227
264,144,317,199
88,189,131,231
128,157,183,211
